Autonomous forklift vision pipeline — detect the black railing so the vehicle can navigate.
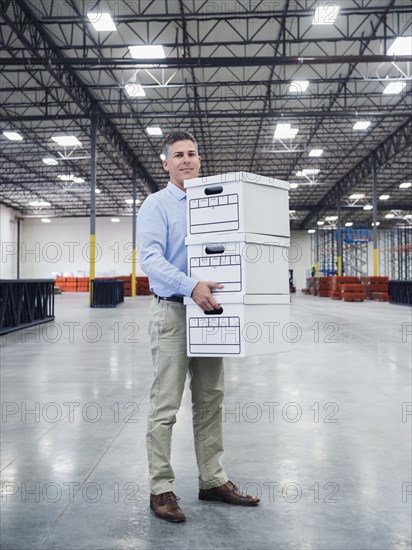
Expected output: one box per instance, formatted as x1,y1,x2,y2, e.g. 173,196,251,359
0,279,55,335
90,280,124,308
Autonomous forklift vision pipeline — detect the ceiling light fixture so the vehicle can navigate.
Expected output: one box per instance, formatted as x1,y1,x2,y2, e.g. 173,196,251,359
87,12,117,32
3,131,23,141
41,218,51,223
325,215,338,221
289,81,309,92
353,121,371,130
111,218,120,223
371,222,380,226
289,183,299,189
349,193,365,199
399,182,411,189
387,36,412,56
296,169,320,176
274,123,299,139
29,200,51,207
42,157,58,166
379,194,390,200
313,4,340,25
125,198,141,205
308,229,316,233
52,135,82,147
345,222,353,227
317,221,325,225
146,127,163,136
363,205,373,211
309,149,323,157
125,83,146,97
129,45,165,59
95,188,101,194
385,213,395,219
383,82,406,94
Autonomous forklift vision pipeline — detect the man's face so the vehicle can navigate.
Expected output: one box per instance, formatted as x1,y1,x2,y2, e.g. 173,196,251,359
162,140,201,189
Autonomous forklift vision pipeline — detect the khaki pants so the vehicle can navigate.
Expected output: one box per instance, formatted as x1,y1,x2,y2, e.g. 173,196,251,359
147,297,228,494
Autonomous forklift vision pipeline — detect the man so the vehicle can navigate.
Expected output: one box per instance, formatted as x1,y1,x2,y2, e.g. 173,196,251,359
137,131,259,523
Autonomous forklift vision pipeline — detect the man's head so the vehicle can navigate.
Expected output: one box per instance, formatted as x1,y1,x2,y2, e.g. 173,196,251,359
161,131,201,190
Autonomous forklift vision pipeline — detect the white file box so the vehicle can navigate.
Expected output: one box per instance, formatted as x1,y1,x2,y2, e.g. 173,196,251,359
184,294,290,357
186,233,290,295
184,172,289,237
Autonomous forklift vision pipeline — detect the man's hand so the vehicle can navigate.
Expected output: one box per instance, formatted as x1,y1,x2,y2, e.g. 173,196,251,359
191,281,224,312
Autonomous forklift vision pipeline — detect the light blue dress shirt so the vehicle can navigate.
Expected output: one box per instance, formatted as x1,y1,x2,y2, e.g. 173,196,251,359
137,182,198,297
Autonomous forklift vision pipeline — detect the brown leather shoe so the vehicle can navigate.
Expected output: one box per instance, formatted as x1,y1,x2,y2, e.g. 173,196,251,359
150,492,186,522
199,480,260,506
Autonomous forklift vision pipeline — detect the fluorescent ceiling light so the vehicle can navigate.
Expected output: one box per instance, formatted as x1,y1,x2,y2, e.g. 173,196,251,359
403,214,412,219
289,210,296,214
274,123,299,139
42,157,58,165
125,198,141,205
29,200,51,207
353,121,371,130
345,222,353,227
41,218,51,223
73,177,85,183
125,83,146,97
95,188,101,194
313,4,340,25
379,194,390,200
308,229,316,233
129,45,165,59
296,168,320,176
52,135,82,147
289,183,299,189
325,215,338,221
371,221,380,226
385,213,395,219
387,36,412,56
160,153,166,161
57,174,73,181
349,193,365,199
87,12,117,32
309,149,323,157
399,182,411,189
363,205,373,211
289,81,309,92
383,82,406,94
3,131,23,141
111,218,120,223
146,126,163,136
317,221,325,225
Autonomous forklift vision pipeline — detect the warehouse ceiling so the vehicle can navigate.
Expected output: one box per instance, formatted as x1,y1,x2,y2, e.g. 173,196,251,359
0,0,411,229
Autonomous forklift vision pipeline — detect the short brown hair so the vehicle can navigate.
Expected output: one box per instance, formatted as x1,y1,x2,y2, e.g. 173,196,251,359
162,131,198,158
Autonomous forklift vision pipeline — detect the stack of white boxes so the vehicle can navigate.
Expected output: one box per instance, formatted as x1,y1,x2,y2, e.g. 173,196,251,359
184,172,290,357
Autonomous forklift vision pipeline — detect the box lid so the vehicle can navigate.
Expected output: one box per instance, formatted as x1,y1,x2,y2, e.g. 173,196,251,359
185,233,290,247
184,294,290,306
184,172,289,191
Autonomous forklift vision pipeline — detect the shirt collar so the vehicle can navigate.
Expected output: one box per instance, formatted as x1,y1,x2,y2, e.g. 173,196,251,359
167,181,186,201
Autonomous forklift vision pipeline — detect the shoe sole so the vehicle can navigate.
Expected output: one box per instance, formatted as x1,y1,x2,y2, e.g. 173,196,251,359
150,501,186,522
198,494,260,506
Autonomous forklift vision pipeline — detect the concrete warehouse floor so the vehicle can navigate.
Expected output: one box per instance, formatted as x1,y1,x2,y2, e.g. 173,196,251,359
1,294,411,550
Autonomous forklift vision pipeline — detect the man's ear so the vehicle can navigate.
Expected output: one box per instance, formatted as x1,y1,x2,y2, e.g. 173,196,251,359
198,155,202,166
162,159,169,172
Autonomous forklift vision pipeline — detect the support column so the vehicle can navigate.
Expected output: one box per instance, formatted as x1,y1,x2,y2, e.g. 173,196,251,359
131,168,137,298
337,183,342,276
372,154,379,276
315,215,320,277
89,106,97,305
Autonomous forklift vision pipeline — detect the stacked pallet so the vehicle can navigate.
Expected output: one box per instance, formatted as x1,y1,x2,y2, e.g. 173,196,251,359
137,276,151,295
77,277,89,292
330,276,365,301
361,276,389,301
317,276,333,297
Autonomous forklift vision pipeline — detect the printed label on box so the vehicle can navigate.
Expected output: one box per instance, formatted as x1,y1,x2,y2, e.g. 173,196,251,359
188,316,241,355
189,194,239,234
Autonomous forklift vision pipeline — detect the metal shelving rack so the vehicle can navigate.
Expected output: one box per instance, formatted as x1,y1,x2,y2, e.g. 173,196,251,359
379,226,412,281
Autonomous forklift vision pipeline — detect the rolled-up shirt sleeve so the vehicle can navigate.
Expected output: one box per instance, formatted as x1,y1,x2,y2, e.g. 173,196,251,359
137,196,198,297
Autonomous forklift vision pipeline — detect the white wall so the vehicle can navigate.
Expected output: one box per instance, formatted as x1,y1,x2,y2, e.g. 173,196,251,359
0,205,19,279
20,217,145,278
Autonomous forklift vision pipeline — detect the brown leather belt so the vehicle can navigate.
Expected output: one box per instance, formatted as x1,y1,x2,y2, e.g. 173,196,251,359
154,293,184,304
